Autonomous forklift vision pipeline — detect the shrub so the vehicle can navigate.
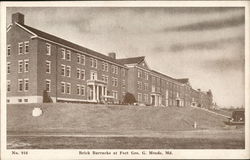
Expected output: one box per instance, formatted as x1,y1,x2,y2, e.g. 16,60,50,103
122,92,137,105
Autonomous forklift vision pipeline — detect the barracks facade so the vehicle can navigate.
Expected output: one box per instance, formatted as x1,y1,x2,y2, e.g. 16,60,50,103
6,13,213,109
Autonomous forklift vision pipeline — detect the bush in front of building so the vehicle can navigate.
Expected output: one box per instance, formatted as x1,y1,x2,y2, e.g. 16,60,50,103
122,92,137,105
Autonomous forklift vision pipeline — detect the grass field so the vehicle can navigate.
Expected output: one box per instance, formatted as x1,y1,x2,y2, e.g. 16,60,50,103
7,103,245,149
8,103,229,133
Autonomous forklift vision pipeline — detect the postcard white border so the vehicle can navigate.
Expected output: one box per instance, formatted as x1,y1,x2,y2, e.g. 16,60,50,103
1,1,250,159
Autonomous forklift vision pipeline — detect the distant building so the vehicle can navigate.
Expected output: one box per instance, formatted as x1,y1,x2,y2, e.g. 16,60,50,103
6,12,213,108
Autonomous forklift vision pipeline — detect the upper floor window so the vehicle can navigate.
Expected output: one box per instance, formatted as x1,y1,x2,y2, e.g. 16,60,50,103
66,66,71,77
90,71,97,80
112,65,118,74
61,82,65,93
102,75,108,83
18,79,23,92
7,62,10,74
138,69,142,78
18,42,23,55
24,59,29,72
77,54,81,63
81,55,85,65
61,48,66,59
90,58,97,68
7,45,11,56
112,77,118,87
121,68,125,76
66,50,71,61
76,68,81,79
24,79,29,91
46,43,51,55
45,79,51,92
66,83,71,94
145,72,149,80
18,60,23,73
24,41,29,54
46,60,51,74
7,80,11,92
76,84,81,95
138,93,142,102
122,80,126,88
81,70,85,80
102,62,108,72
81,85,85,96
61,64,65,76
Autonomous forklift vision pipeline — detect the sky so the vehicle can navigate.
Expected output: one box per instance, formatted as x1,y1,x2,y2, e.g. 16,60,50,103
7,7,245,107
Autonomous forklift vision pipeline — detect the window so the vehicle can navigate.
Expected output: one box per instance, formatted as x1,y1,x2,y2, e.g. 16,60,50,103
61,48,66,59
24,99,28,102
102,62,108,72
45,79,51,92
81,70,85,80
61,65,65,76
138,70,142,78
61,82,65,93
24,41,29,54
144,83,148,90
66,83,71,94
137,81,142,90
18,60,23,73
24,59,29,72
102,75,108,83
77,85,81,95
81,55,85,65
113,91,118,99
66,50,71,61
76,68,81,79
46,43,51,55
7,99,10,103
18,42,23,54
145,72,149,80
111,65,118,74
138,93,142,102
18,79,23,92
77,54,81,64
7,80,10,92
112,77,118,87
121,68,125,76
24,79,29,91
90,71,97,80
46,61,51,74
122,80,125,88
18,99,22,103
90,58,97,68
81,85,85,96
7,45,11,56
7,62,10,74
66,66,71,77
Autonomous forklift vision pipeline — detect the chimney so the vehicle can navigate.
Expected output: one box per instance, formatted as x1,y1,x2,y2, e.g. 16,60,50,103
108,52,116,59
12,12,24,25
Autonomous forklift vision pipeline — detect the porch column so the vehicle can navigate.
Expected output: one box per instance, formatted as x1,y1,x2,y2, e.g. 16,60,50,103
93,85,96,101
101,86,104,101
97,85,99,102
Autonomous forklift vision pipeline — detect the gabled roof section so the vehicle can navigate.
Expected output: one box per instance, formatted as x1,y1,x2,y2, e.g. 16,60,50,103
117,56,145,65
17,23,125,67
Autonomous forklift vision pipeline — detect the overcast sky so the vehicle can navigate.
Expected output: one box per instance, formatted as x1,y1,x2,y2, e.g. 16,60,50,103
7,7,245,107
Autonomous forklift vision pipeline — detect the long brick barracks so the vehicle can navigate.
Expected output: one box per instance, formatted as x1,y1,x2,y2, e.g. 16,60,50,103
7,13,213,108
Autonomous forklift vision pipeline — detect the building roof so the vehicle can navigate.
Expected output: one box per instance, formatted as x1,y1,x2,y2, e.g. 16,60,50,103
18,23,126,67
117,56,145,65
151,70,176,81
176,78,189,84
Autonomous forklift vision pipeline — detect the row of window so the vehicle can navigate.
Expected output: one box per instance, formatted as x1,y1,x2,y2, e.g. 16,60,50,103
137,93,149,103
137,81,148,90
7,60,29,74
137,69,149,80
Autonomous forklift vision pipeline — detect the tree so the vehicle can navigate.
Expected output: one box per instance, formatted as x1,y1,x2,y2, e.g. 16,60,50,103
122,92,137,105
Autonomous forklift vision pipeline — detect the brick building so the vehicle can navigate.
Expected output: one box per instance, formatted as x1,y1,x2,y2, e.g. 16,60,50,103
6,12,213,109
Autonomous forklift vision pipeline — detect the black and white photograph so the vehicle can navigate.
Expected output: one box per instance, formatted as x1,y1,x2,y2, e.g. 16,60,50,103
1,1,249,159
